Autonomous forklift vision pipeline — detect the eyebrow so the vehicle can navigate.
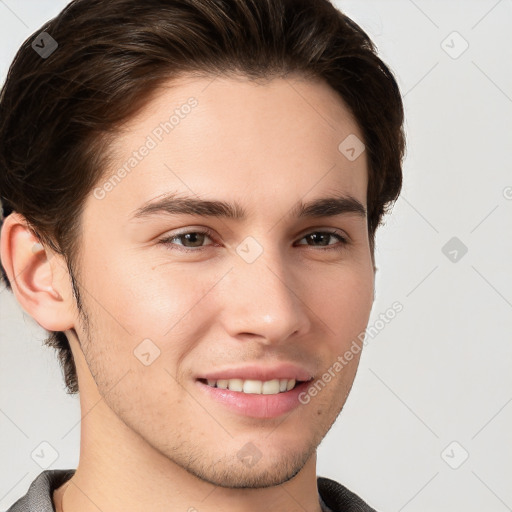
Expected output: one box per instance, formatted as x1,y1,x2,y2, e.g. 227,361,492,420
130,192,366,221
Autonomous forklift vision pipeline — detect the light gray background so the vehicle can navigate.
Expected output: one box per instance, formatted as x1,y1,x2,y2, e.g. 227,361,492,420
1,1,511,511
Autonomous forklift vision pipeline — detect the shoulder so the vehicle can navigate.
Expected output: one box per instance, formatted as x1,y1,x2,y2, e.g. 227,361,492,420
6,469,76,512
317,475,379,512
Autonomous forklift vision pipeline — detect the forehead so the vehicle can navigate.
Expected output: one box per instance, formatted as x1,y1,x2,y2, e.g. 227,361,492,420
86,73,368,225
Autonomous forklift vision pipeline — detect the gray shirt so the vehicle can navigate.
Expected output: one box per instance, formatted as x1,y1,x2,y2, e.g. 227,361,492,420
6,469,377,512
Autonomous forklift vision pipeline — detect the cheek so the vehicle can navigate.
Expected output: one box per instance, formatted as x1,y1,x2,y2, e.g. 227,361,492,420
83,243,373,363
90,249,221,341
305,262,374,338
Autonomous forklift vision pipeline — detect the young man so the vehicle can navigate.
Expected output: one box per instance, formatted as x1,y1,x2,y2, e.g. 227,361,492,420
0,0,405,511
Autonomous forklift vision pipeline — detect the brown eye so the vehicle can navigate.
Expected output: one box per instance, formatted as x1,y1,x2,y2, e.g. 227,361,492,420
174,232,209,248
158,228,348,253
159,229,216,251
296,231,348,250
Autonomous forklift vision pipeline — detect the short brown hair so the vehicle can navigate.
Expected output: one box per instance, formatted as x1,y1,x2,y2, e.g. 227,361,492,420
0,0,405,395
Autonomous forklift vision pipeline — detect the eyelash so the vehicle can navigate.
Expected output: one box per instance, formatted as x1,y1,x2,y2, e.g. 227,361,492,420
158,228,349,253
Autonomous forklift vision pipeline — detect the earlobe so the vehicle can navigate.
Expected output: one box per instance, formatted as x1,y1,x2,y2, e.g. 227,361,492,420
0,212,75,332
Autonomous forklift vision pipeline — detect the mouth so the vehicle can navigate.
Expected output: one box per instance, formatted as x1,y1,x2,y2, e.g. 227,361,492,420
196,377,308,395
195,377,314,418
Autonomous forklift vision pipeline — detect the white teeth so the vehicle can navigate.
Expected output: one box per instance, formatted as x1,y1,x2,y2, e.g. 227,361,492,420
205,378,297,394
243,380,262,394
229,378,244,392
217,379,228,389
262,379,280,394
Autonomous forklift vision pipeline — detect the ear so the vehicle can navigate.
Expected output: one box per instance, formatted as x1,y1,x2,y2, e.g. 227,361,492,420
0,212,76,332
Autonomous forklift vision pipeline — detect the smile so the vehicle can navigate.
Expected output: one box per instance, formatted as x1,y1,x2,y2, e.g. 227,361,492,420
198,377,303,395
195,378,313,418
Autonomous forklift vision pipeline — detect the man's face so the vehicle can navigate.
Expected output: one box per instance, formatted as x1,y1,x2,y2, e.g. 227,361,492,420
69,74,374,487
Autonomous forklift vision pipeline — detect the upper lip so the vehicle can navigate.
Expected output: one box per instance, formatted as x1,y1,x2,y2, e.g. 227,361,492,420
197,363,314,382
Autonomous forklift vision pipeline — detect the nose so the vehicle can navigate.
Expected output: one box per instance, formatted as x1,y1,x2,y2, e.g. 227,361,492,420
219,242,312,346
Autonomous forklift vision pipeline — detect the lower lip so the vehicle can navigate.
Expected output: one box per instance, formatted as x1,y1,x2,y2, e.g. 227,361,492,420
195,380,312,419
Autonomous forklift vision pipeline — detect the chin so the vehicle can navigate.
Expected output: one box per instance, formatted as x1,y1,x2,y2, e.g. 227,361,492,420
183,447,312,489
200,465,303,489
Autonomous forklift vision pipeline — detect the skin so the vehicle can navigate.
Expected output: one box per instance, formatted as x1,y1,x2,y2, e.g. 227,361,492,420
1,73,375,512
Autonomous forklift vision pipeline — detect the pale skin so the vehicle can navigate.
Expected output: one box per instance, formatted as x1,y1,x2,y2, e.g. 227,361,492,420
1,73,375,512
